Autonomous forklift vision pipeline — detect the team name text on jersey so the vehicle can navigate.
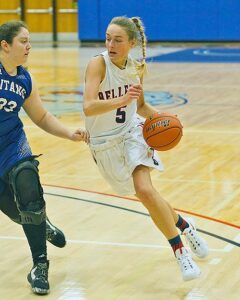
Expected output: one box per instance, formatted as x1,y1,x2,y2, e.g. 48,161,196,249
0,79,27,99
98,84,129,100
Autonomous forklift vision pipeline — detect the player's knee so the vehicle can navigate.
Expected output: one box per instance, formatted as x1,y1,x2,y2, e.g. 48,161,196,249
135,179,162,207
7,160,46,225
135,184,156,204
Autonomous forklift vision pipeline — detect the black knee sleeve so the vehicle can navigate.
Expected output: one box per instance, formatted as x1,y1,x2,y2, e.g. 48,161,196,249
8,160,46,225
0,183,21,224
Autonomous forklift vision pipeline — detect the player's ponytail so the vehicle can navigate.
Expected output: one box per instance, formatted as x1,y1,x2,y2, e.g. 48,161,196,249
131,17,147,77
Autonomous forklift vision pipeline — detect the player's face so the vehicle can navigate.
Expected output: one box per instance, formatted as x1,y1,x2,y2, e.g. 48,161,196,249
8,27,31,66
105,24,135,68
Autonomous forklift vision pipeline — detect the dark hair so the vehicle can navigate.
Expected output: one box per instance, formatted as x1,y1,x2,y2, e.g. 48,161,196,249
0,20,28,45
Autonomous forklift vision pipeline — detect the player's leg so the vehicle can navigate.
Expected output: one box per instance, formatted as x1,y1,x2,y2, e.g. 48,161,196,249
7,159,49,294
132,165,201,281
0,182,21,223
163,201,209,258
0,178,66,248
176,215,209,258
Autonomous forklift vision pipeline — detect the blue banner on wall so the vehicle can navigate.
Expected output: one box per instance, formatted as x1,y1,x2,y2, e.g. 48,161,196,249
78,0,240,41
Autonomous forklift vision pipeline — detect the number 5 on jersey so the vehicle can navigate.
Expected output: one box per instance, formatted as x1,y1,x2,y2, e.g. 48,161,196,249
116,105,126,123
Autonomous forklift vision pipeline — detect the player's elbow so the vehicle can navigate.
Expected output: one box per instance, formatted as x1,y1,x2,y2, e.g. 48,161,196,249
83,102,92,116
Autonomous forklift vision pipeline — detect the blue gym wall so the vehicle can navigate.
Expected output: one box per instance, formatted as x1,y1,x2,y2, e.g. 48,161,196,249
77,0,240,41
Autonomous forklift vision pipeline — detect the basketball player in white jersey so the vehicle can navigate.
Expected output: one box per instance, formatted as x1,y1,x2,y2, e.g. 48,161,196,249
83,16,208,281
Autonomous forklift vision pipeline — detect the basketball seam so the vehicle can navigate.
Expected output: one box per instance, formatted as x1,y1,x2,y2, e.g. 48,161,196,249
146,130,182,149
145,127,182,141
144,115,181,127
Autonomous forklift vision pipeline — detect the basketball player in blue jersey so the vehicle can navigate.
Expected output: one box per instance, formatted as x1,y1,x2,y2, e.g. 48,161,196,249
0,21,88,295
83,16,209,282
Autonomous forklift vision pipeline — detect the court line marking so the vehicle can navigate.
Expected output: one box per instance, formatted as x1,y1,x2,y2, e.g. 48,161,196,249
2,184,238,250
193,49,240,57
43,176,240,186
208,258,222,265
213,189,240,215
222,233,240,252
0,235,229,253
184,288,208,300
44,190,240,248
184,128,240,134
44,184,240,230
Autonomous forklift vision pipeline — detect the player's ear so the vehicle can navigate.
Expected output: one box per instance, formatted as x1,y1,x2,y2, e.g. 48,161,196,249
0,40,10,52
130,39,137,48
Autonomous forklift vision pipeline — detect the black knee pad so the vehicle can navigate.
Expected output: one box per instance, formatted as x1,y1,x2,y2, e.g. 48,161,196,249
7,160,46,225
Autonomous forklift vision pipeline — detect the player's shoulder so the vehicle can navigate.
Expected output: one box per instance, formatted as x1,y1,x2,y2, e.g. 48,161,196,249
88,54,105,67
86,54,106,76
18,65,31,76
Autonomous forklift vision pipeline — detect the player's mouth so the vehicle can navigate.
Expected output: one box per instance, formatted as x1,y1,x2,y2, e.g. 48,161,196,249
109,51,117,55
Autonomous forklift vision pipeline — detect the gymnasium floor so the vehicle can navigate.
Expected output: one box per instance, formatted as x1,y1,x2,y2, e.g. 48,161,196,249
1,44,240,299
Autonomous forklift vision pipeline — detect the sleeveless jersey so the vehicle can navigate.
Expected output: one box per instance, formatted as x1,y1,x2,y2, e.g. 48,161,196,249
0,64,32,177
85,51,140,141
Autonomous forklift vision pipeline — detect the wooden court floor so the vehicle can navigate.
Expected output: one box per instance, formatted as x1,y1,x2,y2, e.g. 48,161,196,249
1,46,240,299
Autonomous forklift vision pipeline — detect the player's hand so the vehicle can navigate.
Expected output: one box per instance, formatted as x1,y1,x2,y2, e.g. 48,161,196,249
122,84,143,105
71,128,89,143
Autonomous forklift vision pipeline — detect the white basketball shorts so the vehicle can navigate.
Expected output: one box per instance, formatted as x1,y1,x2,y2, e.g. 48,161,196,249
89,121,164,196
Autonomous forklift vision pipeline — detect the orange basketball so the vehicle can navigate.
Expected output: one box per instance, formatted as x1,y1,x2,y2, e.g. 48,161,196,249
143,112,183,151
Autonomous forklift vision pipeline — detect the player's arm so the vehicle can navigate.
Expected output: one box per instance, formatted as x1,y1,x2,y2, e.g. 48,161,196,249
23,75,88,142
83,56,142,116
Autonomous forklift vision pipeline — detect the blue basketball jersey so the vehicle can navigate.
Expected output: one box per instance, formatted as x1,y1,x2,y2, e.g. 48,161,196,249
0,64,33,177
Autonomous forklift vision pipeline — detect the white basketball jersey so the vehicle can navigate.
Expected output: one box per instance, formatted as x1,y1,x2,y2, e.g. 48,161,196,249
85,51,140,141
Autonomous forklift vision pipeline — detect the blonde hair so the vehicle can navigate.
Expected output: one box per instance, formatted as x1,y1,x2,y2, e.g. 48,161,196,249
109,16,147,77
